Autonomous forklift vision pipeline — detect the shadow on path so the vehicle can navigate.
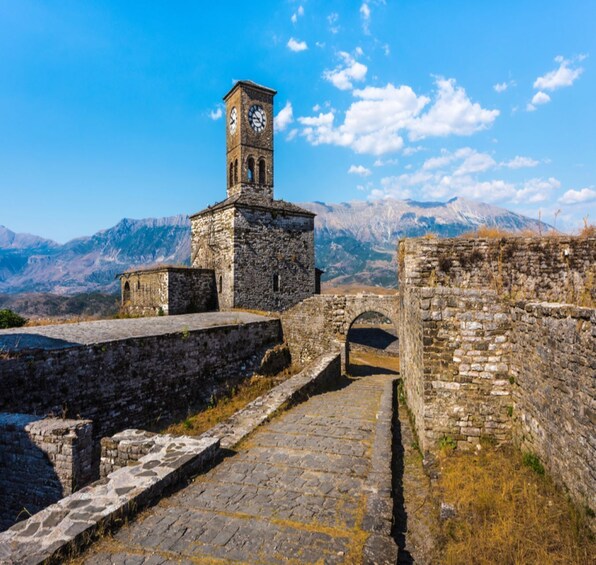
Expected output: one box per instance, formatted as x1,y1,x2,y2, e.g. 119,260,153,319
392,379,414,564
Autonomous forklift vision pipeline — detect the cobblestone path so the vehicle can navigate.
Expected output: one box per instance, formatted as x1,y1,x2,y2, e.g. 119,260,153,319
80,374,396,564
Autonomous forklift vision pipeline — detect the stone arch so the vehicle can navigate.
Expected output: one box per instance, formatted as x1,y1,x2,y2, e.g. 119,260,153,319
344,308,399,375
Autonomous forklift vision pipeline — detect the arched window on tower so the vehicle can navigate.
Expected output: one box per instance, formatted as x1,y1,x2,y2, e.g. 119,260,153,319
123,281,131,303
273,273,280,292
229,162,234,187
258,159,266,184
247,157,255,183
218,275,223,294
234,160,238,184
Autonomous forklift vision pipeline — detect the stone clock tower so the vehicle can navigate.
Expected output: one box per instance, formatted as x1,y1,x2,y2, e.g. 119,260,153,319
224,81,276,199
120,80,319,315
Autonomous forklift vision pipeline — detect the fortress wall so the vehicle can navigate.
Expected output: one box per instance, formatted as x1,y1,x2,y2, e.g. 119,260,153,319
510,302,595,512
399,236,595,305
0,415,93,532
400,287,512,451
0,319,282,443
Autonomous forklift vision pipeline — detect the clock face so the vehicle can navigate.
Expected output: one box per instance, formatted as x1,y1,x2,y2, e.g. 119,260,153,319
229,107,237,135
248,104,267,133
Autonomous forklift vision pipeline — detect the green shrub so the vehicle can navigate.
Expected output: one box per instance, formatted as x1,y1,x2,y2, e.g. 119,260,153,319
522,452,545,475
439,435,457,451
0,309,27,329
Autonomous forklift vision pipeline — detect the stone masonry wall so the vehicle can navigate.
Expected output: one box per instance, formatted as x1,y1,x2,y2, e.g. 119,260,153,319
399,236,596,305
167,269,217,314
0,414,93,532
400,287,512,451
191,207,236,309
234,206,315,311
0,320,281,444
120,270,168,317
510,302,595,512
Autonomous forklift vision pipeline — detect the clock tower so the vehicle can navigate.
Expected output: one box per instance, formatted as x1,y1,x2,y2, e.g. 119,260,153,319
223,81,276,199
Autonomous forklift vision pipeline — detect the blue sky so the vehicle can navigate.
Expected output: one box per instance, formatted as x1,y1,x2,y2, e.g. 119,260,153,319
1,1,595,242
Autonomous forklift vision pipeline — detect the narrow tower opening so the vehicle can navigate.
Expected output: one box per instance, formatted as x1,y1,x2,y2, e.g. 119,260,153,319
247,157,255,183
258,159,266,184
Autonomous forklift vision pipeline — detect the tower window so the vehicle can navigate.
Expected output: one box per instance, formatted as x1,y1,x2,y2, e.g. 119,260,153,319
218,275,223,293
247,157,255,183
123,281,131,303
234,160,238,184
258,159,266,184
137,280,141,290
273,273,280,292
229,162,233,187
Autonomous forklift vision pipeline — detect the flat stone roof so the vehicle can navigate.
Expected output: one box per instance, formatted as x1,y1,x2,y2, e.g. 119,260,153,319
0,312,275,352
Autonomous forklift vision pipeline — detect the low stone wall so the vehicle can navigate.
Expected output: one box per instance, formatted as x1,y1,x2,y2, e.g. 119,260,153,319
100,351,342,475
510,302,595,512
400,287,512,451
399,236,596,305
0,415,93,532
0,316,282,443
0,435,220,565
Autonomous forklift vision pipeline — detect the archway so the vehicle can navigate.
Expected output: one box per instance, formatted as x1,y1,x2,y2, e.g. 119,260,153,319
345,311,399,376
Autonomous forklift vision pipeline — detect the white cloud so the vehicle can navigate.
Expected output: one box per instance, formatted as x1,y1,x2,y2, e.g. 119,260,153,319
360,3,371,33
327,12,340,34
291,5,304,24
494,80,515,93
374,158,398,166
559,188,596,205
369,147,559,205
503,156,540,169
348,164,372,176
526,91,551,111
274,101,294,132
323,51,368,90
408,78,499,140
402,145,424,156
287,37,308,52
209,107,223,120
534,55,585,91
286,129,298,141
299,78,498,156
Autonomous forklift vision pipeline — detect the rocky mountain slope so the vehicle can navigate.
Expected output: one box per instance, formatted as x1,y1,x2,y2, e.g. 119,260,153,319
0,197,548,294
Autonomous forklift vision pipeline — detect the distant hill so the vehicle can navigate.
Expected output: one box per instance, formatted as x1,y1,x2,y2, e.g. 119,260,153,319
0,197,549,294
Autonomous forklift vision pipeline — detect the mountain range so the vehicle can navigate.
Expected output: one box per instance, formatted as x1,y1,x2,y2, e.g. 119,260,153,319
0,197,548,294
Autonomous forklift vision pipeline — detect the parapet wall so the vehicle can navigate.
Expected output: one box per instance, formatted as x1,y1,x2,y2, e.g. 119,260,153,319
0,415,93,532
399,236,595,304
398,235,595,514
0,316,282,444
510,302,595,511
400,287,512,451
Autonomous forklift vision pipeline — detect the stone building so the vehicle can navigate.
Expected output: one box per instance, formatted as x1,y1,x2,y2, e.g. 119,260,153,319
120,81,317,314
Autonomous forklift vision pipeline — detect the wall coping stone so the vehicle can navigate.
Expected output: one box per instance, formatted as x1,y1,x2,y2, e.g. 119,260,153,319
0,435,219,564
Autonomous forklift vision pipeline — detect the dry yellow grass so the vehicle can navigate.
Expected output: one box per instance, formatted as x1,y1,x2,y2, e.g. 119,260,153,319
161,366,300,437
437,444,595,565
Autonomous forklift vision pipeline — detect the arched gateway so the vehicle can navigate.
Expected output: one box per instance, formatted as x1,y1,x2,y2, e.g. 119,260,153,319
281,293,399,372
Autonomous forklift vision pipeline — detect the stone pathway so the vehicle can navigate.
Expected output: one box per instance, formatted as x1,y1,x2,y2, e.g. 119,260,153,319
77,374,397,564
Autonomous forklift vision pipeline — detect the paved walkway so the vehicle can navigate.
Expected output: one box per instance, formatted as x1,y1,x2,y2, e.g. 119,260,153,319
79,374,397,564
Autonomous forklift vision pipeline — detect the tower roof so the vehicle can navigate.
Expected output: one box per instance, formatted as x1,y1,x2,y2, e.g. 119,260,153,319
223,80,277,101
